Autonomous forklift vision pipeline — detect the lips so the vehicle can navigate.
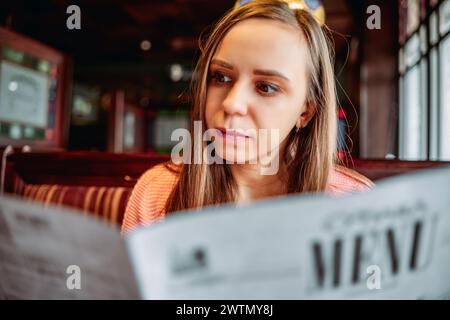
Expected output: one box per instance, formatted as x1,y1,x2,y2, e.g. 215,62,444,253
216,127,250,139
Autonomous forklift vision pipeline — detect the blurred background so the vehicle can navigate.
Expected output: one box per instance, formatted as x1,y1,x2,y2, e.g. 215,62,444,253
0,0,448,160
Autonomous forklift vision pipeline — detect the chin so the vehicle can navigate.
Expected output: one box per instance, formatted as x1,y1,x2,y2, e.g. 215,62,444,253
213,143,259,164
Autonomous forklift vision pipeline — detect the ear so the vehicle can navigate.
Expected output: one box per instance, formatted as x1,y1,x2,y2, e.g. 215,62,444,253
295,102,315,130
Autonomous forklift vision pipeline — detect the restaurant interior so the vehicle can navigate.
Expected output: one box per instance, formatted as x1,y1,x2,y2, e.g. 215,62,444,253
0,0,449,226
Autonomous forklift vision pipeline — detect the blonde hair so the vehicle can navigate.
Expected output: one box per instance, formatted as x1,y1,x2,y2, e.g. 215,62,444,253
166,0,337,213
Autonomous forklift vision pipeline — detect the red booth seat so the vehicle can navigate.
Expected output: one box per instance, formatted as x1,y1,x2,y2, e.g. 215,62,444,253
18,183,131,225
6,152,169,226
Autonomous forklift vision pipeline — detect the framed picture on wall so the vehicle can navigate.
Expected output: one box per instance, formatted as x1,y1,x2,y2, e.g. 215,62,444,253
152,110,189,154
0,61,49,128
0,27,71,150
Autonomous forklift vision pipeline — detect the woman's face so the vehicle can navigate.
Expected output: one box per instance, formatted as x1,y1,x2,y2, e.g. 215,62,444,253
205,18,314,164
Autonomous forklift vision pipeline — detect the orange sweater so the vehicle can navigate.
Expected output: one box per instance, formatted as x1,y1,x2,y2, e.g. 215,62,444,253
121,163,374,234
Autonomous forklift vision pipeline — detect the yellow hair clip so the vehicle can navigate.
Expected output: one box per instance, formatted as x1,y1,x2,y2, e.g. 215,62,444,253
234,0,326,26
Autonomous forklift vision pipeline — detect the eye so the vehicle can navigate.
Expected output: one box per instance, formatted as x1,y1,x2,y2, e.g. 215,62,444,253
210,71,232,85
256,82,279,95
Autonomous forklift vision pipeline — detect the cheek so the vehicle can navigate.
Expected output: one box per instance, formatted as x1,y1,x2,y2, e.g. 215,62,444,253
253,97,301,134
255,117,295,148
250,98,303,152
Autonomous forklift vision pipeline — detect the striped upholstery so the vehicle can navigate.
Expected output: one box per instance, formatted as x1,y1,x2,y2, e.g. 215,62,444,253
16,181,132,225
5,152,171,226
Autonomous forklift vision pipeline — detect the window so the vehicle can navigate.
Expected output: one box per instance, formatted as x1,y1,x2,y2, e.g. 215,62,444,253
440,33,450,159
398,0,450,160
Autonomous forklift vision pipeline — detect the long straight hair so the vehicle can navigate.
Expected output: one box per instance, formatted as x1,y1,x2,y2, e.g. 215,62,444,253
166,0,338,213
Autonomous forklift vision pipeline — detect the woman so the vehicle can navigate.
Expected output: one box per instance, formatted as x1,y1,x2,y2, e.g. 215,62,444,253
122,0,374,234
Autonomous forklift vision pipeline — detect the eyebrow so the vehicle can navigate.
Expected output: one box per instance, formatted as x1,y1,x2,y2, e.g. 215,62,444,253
210,59,290,82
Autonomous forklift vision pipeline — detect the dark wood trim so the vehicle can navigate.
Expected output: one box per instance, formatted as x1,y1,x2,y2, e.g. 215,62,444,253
5,151,449,194
349,158,450,180
5,151,170,191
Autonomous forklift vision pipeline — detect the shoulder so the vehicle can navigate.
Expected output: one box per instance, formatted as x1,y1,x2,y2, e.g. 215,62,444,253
139,162,180,185
131,162,180,204
326,165,374,196
121,162,180,234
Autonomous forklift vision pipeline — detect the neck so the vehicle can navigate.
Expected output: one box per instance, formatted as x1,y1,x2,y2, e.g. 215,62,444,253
230,162,287,204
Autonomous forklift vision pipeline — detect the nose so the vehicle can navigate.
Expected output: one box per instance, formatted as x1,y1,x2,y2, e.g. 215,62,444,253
222,81,249,116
